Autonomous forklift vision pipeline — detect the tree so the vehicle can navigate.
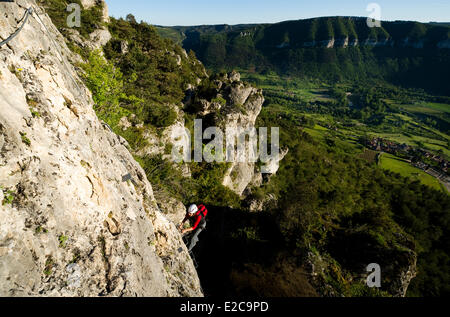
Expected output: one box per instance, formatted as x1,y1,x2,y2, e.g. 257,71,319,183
126,14,137,24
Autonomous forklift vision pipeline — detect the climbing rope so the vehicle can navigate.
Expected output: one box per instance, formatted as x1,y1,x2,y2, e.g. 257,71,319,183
0,4,85,99
0,7,33,48
30,5,84,96
30,6,64,63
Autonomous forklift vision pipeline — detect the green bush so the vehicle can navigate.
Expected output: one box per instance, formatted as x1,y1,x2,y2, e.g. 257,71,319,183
81,49,124,114
20,132,31,146
141,104,177,128
211,96,226,106
1,187,15,206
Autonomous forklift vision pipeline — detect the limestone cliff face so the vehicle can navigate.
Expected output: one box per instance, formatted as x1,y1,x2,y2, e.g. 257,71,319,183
301,37,397,49
0,0,202,297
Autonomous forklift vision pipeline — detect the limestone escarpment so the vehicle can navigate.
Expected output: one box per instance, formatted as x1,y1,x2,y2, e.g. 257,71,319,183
0,0,201,297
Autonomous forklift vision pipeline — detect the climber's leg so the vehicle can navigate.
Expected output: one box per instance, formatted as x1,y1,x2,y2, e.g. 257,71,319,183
188,228,203,252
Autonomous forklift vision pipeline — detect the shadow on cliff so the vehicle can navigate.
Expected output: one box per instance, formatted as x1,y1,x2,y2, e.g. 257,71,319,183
189,205,317,297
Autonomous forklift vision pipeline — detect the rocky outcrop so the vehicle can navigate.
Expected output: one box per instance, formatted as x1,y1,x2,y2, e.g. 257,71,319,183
210,73,264,196
88,28,112,50
319,38,335,48
335,37,349,48
0,0,201,297
81,0,109,23
306,248,417,297
262,148,288,175
154,194,187,225
392,253,417,297
187,71,286,196
248,193,277,212
222,162,256,196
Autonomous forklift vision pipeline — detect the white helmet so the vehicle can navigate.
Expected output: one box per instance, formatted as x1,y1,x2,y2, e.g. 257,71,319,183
188,204,198,215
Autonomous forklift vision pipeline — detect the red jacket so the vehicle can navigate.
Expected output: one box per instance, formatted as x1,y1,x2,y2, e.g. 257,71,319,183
186,204,208,230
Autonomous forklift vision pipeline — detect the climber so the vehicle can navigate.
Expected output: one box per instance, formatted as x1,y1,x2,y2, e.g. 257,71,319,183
178,204,208,252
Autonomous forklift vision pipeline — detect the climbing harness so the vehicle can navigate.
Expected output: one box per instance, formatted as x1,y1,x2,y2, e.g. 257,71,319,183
0,7,33,48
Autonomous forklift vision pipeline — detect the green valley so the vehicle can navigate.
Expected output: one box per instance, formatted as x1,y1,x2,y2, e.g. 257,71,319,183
160,17,450,96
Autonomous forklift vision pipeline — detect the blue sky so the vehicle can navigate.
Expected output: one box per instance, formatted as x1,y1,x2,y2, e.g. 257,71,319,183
105,0,450,26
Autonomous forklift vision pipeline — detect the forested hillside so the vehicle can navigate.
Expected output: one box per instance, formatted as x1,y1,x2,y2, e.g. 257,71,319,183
160,17,450,96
